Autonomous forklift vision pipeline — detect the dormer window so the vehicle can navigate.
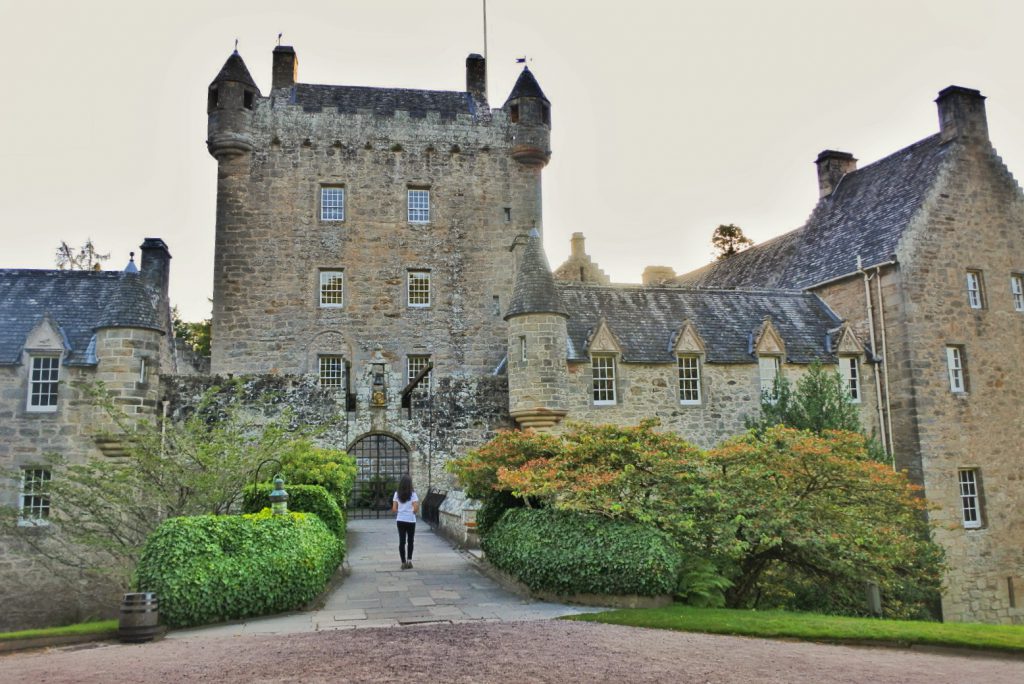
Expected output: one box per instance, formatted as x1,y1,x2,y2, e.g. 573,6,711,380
678,355,702,405
591,354,617,405
841,357,861,403
27,354,60,412
759,356,781,402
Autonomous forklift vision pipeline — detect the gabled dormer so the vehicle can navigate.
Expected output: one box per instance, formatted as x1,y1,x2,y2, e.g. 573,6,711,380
585,317,622,356
672,319,706,356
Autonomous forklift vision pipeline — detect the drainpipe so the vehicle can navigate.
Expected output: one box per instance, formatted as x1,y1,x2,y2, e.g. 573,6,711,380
858,256,890,466
874,266,896,464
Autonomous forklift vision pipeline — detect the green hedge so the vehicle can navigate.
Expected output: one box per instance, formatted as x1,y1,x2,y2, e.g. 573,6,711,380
482,508,683,597
134,511,342,628
243,483,346,540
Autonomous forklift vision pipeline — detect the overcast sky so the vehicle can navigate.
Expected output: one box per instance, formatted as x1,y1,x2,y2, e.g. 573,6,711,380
2,1,1024,320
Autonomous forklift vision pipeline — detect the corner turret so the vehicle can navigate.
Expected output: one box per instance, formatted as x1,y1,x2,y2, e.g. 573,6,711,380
505,229,569,430
207,51,260,160
503,67,551,167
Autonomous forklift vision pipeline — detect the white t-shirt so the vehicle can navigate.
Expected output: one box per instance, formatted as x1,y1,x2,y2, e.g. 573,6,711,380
394,491,418,523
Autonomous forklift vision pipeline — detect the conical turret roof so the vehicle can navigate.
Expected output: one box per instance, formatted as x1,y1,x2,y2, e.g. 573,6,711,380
211,51,258,89
504,66,549,106
505,229,568,320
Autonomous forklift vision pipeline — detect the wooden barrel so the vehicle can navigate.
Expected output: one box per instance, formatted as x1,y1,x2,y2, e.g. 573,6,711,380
118,592,163,643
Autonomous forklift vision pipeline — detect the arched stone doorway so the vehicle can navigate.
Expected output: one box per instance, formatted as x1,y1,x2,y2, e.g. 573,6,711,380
347,433,410,519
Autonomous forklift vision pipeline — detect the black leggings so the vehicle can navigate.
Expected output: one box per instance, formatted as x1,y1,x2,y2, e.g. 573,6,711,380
397,521,416,562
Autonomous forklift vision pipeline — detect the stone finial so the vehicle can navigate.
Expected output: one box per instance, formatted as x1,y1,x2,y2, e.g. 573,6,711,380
815,150,857,198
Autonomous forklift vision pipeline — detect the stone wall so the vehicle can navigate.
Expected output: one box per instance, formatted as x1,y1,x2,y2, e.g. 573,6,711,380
892,139,1024,624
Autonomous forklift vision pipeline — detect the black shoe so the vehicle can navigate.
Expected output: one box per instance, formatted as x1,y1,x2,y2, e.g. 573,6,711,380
406,561,413,569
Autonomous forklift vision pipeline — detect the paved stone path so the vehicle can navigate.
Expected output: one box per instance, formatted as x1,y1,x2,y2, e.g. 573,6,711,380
170,518,599,638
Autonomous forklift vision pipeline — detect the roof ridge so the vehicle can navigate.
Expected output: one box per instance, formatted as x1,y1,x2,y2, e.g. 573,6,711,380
298,83,468,96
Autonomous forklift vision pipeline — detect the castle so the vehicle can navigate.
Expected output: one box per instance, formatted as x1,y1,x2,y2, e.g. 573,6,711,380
0,44,1021,628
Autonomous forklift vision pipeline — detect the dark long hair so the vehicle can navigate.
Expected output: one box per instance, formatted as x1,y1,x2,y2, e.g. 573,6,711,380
397,474,413,503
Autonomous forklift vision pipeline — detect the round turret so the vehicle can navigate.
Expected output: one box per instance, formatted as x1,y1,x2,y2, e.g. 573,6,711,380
207,51,260,160
503,67,551,168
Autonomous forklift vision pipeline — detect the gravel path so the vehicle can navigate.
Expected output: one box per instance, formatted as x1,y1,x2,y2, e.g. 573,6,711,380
2,620,1020,683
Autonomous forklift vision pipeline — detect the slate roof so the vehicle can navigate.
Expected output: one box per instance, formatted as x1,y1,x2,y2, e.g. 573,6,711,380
557,283,841,364
211,51,258,90
504,67,549,105
0,270,165,366
677,134,950,289
505,229,568,320
291,83,475,119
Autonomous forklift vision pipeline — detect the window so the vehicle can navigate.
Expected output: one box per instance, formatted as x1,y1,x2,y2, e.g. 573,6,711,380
958,469,983,529
318,355,344,388
758,356,781,401
320,187,345,221
19,468,51,525
1011,274,1024,312
139,358,148,384
966,270,984,309
407,354,432,398
319,270,344,307
27,355,60,412
520,336,527,362
408,189,430,223
678,355,701,405
842,357,861,403
946,346,966,393
591,355,616,405
243,90,255,110
407,270,431,307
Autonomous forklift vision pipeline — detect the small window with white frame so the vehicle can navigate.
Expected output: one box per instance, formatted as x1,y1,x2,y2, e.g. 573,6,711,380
318,355,345,388
946,346,967,393
758,356,781,402
966,270,984,309
678,355,701,405
407,189,430,223
407,270,431,307
1011,274,1024,312
407,354,432,399
27,354,60,412
19,467,51,525
591,354,617,405
841,357,861,403
320,186,345,221
958,468,983,529
319,270,344,308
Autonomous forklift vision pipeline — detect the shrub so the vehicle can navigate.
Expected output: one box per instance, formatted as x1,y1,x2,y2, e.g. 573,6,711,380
276,439,357,509
482,508,682,597
243,484,346,542
134,511,342,628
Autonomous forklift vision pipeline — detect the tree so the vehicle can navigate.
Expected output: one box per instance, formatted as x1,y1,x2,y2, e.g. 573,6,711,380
0,381,348,593
55,238,110,271
172,306,212,357
711,224,754,260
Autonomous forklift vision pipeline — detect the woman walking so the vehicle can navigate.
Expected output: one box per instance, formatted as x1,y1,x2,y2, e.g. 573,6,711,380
392,474,419,569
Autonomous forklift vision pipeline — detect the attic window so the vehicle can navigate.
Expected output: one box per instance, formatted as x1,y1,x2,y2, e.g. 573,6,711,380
509,104,520,123
207,87,218,111
243,90,255,110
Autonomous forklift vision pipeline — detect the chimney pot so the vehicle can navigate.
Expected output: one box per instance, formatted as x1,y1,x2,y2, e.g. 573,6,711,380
570,232,586,258
272,45,298,90
936,86,988,143
815,150,857,198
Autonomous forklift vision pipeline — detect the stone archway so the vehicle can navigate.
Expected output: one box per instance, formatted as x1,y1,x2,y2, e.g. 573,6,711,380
347,433,410,519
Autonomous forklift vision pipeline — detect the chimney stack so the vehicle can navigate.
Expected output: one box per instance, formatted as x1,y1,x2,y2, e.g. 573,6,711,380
642,266,677,286
936,86,988,144
466,53,487,105
570,232,587,259
272,45,298,90
140,238,171,298
815,150,857,198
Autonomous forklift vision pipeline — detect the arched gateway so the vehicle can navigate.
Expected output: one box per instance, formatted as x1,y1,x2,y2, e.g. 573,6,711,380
347,433,410,519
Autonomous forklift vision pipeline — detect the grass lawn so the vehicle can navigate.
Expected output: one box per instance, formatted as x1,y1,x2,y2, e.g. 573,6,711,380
0,620,118,642
565,605,1024,653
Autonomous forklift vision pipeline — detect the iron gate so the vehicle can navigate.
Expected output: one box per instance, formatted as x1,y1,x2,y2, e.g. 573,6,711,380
347,434,410,519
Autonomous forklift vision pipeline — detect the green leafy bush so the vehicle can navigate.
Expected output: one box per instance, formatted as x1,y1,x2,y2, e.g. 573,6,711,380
134,511,342,628
276,439,357,509
243,484,346,542
482,508,682,597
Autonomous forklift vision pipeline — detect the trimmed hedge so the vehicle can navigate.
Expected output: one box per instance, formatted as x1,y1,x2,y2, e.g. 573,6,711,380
134,511,342,628
482,508,683,597
243,483,346,540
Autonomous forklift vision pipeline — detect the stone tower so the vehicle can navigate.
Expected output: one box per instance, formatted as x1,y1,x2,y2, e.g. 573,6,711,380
505,228,569,430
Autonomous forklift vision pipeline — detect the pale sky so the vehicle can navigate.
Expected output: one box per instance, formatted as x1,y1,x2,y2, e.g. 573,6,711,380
2,1,1024,321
